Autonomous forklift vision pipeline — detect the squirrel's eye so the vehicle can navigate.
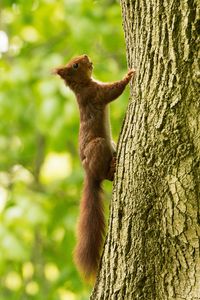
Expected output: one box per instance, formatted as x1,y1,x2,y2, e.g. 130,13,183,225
73,63,79,69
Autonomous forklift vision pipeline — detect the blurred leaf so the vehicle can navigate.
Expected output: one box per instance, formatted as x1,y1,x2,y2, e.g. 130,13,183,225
0,0,127,299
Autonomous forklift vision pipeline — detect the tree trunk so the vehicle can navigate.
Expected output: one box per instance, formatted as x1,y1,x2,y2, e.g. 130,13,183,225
91,1,200,299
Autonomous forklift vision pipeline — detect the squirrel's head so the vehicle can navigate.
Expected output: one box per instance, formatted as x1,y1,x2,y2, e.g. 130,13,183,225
53,54,93,86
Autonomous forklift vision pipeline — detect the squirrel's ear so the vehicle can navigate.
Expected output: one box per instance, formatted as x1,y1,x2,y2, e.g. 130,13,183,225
51,68,59,75
52,67,67,78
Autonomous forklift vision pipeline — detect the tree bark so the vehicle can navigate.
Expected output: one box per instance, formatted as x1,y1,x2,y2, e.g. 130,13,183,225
91,1,200,299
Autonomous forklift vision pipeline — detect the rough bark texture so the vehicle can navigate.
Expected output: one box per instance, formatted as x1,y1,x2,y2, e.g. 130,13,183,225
91,1,200,300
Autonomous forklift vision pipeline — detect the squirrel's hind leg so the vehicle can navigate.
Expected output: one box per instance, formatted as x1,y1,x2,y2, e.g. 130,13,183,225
82,138,114,181
106,154,116,181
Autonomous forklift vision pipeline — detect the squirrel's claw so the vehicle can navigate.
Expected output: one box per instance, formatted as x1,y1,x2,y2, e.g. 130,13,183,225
124,69,136,83
124,68,136,82
127,69,136,78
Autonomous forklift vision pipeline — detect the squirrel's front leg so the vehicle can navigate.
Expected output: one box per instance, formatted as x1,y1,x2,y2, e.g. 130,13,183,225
99,69,135,104
82,138,115,181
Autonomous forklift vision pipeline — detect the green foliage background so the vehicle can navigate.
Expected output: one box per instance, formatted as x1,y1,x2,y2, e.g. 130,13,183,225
0,0,128,299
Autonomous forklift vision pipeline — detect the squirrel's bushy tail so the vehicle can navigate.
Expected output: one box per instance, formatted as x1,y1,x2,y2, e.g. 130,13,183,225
74,174,105,280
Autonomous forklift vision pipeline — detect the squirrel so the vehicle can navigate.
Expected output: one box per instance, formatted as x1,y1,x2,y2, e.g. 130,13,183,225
54,54,135,280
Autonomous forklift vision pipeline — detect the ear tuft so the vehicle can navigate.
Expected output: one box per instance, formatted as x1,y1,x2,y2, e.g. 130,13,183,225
51,68,59,75
52,67,67,79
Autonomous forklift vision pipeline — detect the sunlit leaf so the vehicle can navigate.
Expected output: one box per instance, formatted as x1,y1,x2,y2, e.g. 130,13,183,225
0,0,126,298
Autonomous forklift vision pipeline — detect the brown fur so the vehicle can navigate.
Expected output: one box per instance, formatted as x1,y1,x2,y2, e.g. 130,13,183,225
74,175,104,279
54,55,135,279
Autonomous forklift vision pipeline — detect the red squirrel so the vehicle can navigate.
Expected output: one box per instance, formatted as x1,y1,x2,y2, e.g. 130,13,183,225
54,55,135,279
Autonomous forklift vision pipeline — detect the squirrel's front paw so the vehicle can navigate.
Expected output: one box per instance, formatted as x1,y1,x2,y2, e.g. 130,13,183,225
125,69,136,82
